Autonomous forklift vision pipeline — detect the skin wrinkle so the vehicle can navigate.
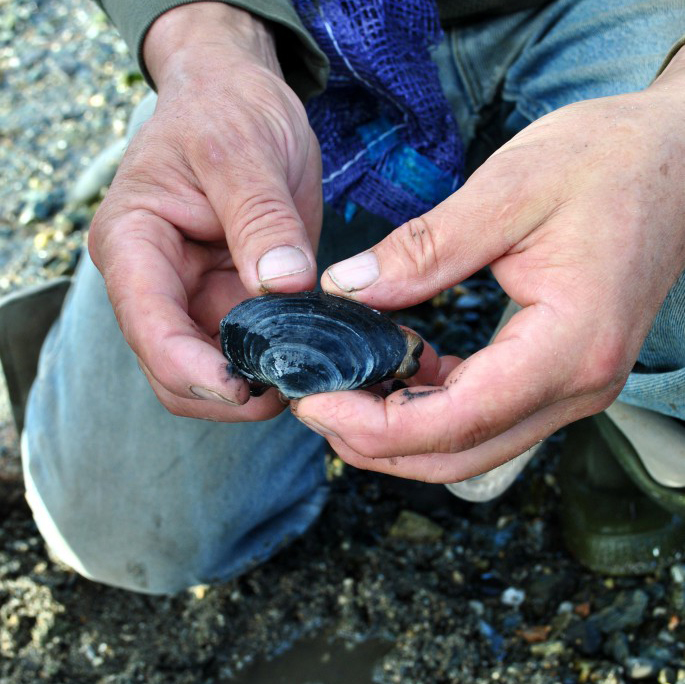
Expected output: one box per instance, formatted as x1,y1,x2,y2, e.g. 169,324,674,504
231,198,304,239
393,215,440,281
246,84,313,180
117,235,188,301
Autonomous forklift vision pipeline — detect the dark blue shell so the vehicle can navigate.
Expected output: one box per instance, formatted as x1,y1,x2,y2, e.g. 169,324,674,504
220,292,421,399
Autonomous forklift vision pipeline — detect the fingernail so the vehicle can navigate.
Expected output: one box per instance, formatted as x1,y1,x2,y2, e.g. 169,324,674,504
258,245,310,282
327,251,379,292
297,416,340,439
189,385,240,406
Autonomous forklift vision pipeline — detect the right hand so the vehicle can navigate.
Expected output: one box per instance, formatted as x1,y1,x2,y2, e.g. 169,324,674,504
89,3,322,421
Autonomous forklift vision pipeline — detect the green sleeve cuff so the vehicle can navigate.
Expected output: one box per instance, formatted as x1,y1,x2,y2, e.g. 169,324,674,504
95,0,329,102
655,34,685,79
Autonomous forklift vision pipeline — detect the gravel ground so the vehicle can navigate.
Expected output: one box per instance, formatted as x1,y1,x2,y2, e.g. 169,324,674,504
2,1,685,683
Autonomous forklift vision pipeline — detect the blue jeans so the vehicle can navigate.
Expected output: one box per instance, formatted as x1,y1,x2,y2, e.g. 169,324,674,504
23,0,685,593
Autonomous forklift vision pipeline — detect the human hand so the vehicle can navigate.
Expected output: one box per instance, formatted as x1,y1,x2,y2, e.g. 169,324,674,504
293,47,685,482
89,3,322,420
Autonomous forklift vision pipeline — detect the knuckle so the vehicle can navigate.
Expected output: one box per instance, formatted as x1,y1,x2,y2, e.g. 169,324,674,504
390,215,440,278
450,413,493,452
165,401,188,418
230,195,302,247
585,390,620,416
579,335,630,394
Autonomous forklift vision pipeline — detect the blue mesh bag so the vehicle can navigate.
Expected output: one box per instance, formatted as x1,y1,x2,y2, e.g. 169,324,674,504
292,0,465,225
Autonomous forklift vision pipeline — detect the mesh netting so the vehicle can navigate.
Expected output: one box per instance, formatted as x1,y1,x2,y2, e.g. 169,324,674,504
292,0,465,225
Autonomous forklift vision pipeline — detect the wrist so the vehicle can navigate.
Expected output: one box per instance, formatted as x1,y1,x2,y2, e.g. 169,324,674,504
143,2,281,88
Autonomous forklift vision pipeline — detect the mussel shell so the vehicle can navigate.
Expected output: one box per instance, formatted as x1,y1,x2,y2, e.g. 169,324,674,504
220,292,421,399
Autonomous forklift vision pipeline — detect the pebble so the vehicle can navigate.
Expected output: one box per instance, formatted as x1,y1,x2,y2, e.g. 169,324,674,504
18,189,65,225
604,631,630,664
625,657,659,680
478,619,506,660
671,564,685,584
388,510,444,543
468,600,485,617
526,571,576,617
563,618,602,656
530,640,566,658
517,625,551,643
659,667,678,684
67,138,127,206
501,587,526,608
590,590,649,633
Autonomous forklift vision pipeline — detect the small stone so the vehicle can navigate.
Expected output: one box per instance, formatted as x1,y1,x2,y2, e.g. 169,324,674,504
19,190,64,224
659,667,678,684
671,564,685,585
468,600,485,617
451,570,465,585
478,619,506,660
590,590,649,633
604,631,630,664
456,293,484,309
388,510,444,543
642,643,672,664
625,657,658,680
188,584,209,600
501,587,526,608
530,640,566,658
68,138,127,206
575,601,591,618
502,613,524,631
34,189,65,221
517,625,551,643
564,618,603,656
526,572,576,617
34,228,55,251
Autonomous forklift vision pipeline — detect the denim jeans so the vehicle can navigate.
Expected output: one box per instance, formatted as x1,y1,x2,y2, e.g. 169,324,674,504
23,0,685,593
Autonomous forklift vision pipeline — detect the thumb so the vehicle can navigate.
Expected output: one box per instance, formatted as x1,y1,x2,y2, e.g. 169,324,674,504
320,155,555,309
198,142,321,296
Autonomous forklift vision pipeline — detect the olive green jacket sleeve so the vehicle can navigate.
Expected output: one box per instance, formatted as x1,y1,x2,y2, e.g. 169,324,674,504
656,34,685,77
95,0,329,101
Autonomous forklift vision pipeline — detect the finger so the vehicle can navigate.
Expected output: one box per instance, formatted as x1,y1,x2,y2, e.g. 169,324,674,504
90,211,250,405
410,349,463,387
295,304,620,459
323,392,595,483
320,149,559,309
186,264,249,334
339,343,460,398
139,358,285,422
194,127,322,295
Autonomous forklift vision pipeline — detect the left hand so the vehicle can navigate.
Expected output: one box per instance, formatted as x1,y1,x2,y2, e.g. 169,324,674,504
291,48,685,483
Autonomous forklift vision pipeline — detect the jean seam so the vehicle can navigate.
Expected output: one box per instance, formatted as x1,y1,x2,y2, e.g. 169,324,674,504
502,85,549,125
449,28,481,119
